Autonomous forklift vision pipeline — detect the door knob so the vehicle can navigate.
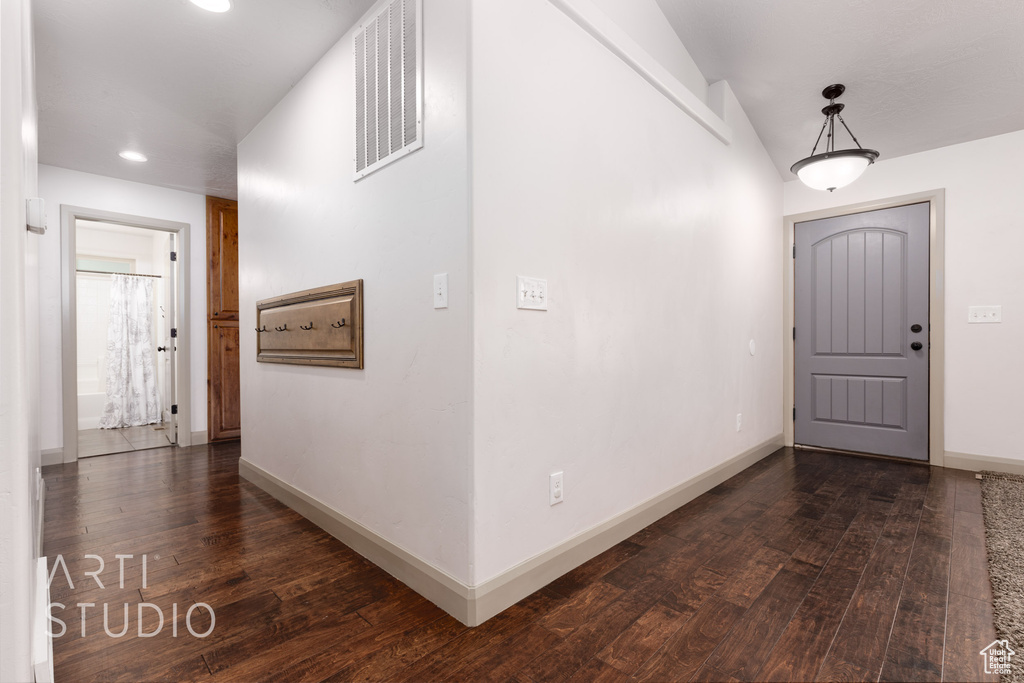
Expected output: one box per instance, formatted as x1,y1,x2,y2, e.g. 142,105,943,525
910,324,922,333
911,341,923,351
157,346,168,352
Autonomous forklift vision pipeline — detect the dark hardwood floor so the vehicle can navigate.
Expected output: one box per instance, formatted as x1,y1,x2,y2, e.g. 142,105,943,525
43,443,999,682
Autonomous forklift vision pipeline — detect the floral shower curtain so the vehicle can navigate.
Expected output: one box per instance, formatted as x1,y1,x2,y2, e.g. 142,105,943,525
99,274,162,428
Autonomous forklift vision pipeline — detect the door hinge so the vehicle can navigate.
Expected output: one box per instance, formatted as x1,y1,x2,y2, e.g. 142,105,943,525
792,244,796,258
171,404,178,415
792,327,796,340
793,406,796,420
170,251,177,261
171,328,178,338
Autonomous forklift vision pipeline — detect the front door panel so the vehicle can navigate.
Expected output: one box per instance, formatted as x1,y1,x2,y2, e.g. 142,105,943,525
795,202,929,460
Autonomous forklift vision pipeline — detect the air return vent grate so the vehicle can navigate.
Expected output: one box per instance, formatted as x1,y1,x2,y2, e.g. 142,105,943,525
354,0,422,179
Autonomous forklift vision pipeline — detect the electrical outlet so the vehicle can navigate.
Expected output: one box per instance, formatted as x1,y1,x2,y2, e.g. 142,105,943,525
550,471,564,506
968,305,1001,323
433,273,448,309
517,275,548,311
736,413,742,432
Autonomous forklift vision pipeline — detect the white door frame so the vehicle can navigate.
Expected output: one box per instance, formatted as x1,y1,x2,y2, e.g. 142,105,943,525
782,189,946,467
60,205,193,462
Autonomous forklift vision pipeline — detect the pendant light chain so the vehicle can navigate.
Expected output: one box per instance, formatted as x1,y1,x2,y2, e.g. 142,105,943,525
809,118,829,156
835,113,867,151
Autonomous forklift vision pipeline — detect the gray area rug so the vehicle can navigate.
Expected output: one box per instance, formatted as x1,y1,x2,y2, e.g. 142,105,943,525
980,472,1024,683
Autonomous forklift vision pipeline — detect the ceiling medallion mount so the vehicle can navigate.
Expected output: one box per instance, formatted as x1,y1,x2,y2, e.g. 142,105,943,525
791,83,879,192
821,83,845,101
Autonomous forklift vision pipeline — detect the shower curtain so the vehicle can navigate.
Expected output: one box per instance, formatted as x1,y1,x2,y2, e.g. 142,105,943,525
99,274,162,428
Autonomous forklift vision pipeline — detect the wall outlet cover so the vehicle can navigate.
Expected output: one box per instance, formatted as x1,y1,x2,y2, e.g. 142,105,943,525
549,471,564,505
433,273,448,309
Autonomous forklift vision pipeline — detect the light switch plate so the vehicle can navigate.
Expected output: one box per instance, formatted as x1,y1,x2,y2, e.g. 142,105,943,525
968,305,1001,323
434,273,448,309
517,275,548,311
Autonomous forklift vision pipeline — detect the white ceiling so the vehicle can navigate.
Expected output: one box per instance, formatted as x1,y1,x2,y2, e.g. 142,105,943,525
656,0,1024,179
35,0,1024,196
35,0,376,200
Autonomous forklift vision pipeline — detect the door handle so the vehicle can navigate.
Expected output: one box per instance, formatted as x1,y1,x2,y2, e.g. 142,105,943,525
910,324,923,333
910,341,923,351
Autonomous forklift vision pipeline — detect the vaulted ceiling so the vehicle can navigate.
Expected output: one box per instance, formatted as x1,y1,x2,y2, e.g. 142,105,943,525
657,0,1024,179
34,0,1024,198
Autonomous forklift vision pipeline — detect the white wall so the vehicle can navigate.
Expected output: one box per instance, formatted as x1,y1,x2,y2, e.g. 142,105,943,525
470,0,783,583
784,130,1024,462
0,0,40,678
37,165,208,448
238,0,472,582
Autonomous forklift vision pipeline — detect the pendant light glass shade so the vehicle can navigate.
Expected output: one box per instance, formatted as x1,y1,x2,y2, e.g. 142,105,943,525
791,85,879,192
792,148,878,192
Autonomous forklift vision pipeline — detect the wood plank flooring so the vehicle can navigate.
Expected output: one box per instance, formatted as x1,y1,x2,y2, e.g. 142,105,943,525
43,444,1000,682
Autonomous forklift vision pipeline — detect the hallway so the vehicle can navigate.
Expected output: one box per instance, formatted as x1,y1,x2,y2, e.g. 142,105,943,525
43,444,997,682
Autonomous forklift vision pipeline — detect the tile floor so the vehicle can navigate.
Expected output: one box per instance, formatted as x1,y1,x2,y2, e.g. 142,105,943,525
77,423,174,457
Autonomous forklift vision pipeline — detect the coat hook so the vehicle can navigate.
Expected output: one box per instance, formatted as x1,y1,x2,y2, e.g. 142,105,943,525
255,324,268,332
275,323,288,332
331,319,346,328
300,322,314,330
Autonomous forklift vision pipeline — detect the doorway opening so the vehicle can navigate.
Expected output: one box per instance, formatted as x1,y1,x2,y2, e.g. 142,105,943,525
61,206,193,462
782,190,946,466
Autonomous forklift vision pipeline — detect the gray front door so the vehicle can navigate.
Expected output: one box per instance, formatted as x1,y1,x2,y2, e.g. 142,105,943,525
795,202,929,460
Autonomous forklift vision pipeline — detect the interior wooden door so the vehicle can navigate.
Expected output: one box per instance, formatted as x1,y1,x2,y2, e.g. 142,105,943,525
207,196,241,441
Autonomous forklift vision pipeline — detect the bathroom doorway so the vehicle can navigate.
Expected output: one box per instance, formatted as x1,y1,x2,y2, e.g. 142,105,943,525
75,221,174,456
60,206,193,462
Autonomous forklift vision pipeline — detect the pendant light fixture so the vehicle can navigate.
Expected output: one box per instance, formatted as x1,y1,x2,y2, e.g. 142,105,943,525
791,84,879,192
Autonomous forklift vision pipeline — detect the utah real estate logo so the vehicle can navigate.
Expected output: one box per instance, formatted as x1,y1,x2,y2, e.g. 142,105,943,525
980,639,1015,676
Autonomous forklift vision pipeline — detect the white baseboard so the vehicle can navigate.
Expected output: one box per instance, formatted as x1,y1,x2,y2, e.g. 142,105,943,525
238,458,473,623
467,435,784,624
191,430,208,446
41,448,63,467
33,556,54,683
944,450,1024,476
240,434,783,626
36,467,45,558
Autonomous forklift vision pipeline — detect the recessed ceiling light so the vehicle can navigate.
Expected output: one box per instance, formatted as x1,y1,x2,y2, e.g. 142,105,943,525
190,0,231,12
119,150,148,162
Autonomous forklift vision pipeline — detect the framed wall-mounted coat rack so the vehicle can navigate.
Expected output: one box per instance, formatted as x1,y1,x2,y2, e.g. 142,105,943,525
255,279,363,368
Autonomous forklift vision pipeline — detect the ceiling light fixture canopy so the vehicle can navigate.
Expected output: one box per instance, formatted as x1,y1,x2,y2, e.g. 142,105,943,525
118,150,148,162
791,84,879,192
189,0,232,12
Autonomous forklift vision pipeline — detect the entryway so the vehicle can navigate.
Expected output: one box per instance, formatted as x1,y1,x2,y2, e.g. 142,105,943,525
783,191,946,465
